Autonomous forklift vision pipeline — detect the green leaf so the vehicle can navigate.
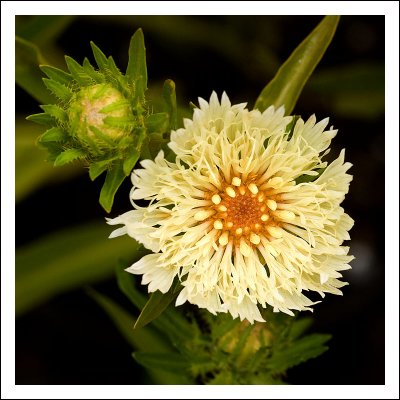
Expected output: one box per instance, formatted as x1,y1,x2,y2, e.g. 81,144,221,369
116,265,195,345
134,281,181,330
65,55,94,86
90,41,109,72
163,79,178,130
54,148,85,166
268,333,331,373
254,16,340,114
15,36,55,104
26,112,55,125
42,78,73,102
126,28,147,102
87,289,190,384
288,317,314,340
133,351,190,374
145,112,169,133
38,126,67,142
15,222,142,316
40,104,68,123
82,57,105,83
16,118,81,201
87,288,172,353
40,65,73,86
88,159,111,181
123,149,140,176
99,161,126,213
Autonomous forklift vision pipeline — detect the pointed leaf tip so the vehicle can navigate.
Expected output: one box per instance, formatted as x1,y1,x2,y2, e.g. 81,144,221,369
255,16,340,114
126,28,147,103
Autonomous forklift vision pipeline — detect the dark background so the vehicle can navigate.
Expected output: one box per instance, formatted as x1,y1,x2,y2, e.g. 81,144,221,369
15,16,385,384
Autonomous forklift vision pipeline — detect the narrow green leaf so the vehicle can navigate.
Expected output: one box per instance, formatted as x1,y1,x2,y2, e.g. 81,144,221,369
288,317,314,340
268,333,332,373
134,281,180,330
90,41,109,72
87,288,172,353
88,159,111,181
107,55,120,76
82,57,105,83
16,222,142,316
255,16,340,114
145,112,169,133
40,65,73,86
38,126,67,142
54,148,85,166
126,28,147,102
99,161,126,213
26,112,55,125
40,104,68,123
116,265,195,345
123,149,140,176
16,118,81,201
15,36,55,104
87,289,189,384
42,78,73,102
133,351,190,373
65,55,94,86
163,79,178,130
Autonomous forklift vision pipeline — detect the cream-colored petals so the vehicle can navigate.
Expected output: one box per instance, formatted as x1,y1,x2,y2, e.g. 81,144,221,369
108,92,353,324
126,254,177,294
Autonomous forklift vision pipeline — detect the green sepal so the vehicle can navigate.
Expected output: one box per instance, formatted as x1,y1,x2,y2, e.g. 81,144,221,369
88,159,112,181
26,112,55,125
40,65,73,86
103,115,135,128
89,125,117,147
64,55,94,86
145,112,169,134
54,148,85,166
100,99,130,114
163,79,178,130
42,78,73,102
40,104,68,123
255,16,340,114
123,149,140,176
38,126,67,143
99,160,126,212
126,28,147,103
82,57,105,83
106,55,120,76
90,41,109,73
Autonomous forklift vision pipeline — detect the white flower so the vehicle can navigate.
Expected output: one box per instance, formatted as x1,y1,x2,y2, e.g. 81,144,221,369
107,92,354,323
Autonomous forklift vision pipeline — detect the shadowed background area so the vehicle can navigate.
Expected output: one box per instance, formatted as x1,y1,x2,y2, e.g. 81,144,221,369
15,15,384,384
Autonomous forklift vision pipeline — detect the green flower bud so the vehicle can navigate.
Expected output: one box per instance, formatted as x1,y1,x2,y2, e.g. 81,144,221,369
68,83,133,147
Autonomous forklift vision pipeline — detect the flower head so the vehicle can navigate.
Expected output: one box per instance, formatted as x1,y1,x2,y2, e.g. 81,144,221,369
108,92,354,323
